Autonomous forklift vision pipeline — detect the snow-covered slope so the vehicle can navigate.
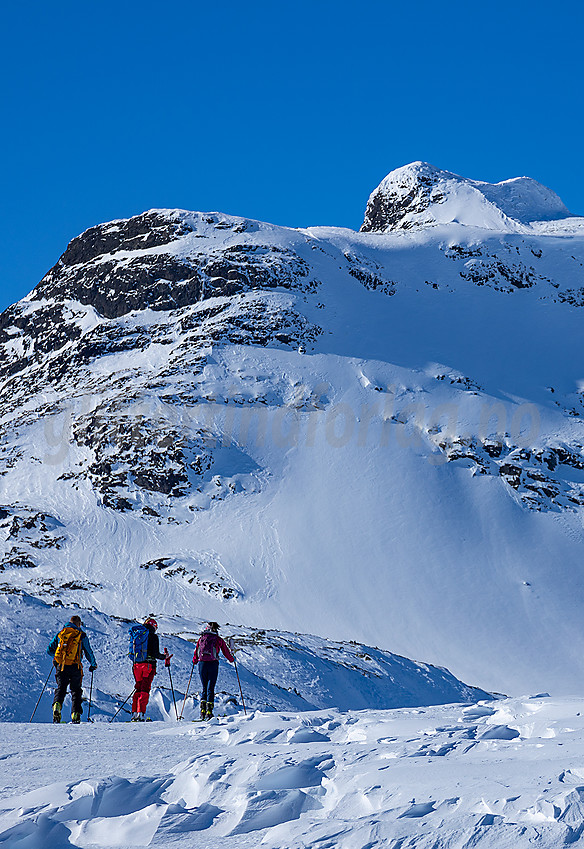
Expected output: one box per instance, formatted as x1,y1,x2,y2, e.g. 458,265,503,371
2,165,584,701
2,695,584,848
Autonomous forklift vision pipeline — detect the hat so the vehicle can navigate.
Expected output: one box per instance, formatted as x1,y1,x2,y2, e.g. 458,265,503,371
70,615,83,627
207,621,219,632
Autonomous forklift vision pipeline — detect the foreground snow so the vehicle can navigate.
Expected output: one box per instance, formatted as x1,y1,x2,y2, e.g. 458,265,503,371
2,696,584,847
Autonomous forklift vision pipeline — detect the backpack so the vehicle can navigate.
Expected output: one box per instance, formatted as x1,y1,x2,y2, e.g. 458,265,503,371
198,631,219,661
54,626,83,670
128,624,150,663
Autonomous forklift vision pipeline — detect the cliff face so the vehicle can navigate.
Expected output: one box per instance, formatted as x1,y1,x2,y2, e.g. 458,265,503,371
32,210,319,319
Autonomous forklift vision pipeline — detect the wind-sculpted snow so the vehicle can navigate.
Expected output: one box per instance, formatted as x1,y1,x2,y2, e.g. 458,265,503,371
4,696,584,848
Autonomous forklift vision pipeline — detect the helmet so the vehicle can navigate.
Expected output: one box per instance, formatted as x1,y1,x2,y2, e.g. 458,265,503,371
144,617,158,629
207,621,219,632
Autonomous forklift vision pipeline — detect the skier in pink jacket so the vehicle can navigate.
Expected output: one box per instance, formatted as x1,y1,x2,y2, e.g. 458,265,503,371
193,622,234,719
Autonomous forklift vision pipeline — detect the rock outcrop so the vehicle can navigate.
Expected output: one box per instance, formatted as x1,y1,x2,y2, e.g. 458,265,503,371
361,161,575,233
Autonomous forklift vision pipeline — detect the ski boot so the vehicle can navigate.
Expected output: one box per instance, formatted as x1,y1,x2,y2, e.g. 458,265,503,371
200,700,207,720
205,702,214,720
52,702,62,724
71,712,81,724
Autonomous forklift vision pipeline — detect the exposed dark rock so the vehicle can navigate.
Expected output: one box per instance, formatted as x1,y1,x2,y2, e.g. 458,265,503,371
0,196,581,543
499,463,523,488
432,436,584,512
361,171,442,233
31,212,316,320
482,440,503,458
34,253,204,319
0,302,84,383
51,211,194,268
344,251,396,295
1,550,37,569
441,243,556,294
0,509,65,564
68,402,263,514
434,372,483,392
557,288,584,307
444,245,482,260
140,556,240,598
460,257,539,290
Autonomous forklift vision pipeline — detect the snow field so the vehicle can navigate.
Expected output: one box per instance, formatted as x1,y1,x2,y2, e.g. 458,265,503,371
2,696,584,847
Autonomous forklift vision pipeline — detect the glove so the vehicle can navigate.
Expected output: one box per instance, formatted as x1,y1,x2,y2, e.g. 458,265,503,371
89,665,97,672
164,648,173,667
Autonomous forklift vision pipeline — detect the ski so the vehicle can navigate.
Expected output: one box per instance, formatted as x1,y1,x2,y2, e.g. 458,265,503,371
191,715,225,722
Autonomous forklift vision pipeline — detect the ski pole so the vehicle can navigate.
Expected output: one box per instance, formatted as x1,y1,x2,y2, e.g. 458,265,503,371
167,663,179,720
179,660,195,720
233,656,246,715
29,665,54,723
109,688,135,723
87,669,94,723
229,640,247,715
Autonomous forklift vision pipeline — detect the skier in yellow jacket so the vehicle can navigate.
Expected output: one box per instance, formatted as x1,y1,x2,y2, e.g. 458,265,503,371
47,614,97,723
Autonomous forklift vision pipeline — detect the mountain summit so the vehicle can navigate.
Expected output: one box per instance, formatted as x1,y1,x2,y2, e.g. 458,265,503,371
361,161,574,233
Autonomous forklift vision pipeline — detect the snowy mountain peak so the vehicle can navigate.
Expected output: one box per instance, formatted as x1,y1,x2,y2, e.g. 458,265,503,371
361,161,574,233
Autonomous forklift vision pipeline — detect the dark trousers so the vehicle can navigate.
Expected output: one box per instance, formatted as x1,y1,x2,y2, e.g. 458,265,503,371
199,660,219,704
53,664,83,714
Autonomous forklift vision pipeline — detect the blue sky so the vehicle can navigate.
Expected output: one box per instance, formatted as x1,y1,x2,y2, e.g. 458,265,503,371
1,0,582,312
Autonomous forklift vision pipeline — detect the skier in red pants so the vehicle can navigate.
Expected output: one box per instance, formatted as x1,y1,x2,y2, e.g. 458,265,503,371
129,618,171,721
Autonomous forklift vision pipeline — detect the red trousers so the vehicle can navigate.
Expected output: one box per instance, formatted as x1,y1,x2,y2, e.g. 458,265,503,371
132,662,156,713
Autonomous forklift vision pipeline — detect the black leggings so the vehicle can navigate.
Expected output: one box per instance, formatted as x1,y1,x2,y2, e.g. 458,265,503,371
198,660,219,704
53,664,83,714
